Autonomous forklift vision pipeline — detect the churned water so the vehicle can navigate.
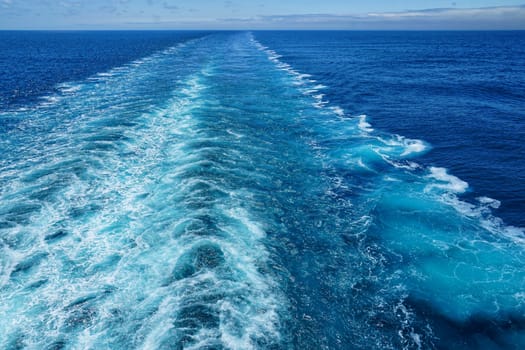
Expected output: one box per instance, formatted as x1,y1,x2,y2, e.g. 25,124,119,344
0,30,524,349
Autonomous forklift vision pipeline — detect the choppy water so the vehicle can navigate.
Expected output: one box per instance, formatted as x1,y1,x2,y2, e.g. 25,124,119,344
0,31,524,349
255,30,525,229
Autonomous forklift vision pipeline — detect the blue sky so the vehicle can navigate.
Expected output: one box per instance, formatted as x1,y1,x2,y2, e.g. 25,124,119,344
1,0,525,29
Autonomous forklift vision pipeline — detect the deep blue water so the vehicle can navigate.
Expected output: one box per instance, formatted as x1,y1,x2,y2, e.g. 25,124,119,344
0,31,208,111
255,31,525,229
0,30,524,349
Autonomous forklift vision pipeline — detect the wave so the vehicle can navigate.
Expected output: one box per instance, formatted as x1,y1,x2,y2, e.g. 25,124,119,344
251,31,525,349
1,31,524,350
0,34,287,349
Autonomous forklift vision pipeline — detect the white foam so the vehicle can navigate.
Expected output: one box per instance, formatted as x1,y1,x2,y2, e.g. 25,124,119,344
477,196,501,209
330,106,345,117
225,207,266,239
400,139,427,156
96,72,114,78
439,193,525,244
313,100,328,108
357,158,373,171
302,87,321,95
387,159,421,171
226,128,244,138
378,135,428,158
39,95,61,107
0,38,293,348
277,63,291,70
357,115,374,132
296,73,312,80
427,167,469,194
267,50,282,61
57,84,81,94
384,175,402,182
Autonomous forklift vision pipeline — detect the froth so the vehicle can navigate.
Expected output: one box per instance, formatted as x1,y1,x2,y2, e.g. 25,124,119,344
400,139,427,156
477,196,501,209
358,115,374,132
427,167,469,193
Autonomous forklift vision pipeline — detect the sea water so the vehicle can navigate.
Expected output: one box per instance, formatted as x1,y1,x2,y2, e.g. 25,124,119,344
0,30,524,349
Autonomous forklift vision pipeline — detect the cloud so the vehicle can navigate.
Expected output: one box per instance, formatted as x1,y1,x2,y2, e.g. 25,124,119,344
2,3,525,30
99,5,118,15
366,5,525,19
163,2,178,11
236,5,525,30
96,5,525,30
1,0,11,9
58,0,84,16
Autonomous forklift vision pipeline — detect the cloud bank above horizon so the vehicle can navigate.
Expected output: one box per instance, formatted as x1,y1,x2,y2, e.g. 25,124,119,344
1,0,525,30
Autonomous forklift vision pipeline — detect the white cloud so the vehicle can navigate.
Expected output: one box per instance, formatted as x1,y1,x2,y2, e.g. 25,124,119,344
2,2,525,30
242,5,525,30
367,6,525,19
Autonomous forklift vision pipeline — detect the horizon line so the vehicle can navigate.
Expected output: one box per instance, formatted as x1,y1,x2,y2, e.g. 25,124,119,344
2,5,525,31
2,28,525,31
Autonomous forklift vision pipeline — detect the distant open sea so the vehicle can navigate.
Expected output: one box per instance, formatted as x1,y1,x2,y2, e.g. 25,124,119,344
0,30,524,349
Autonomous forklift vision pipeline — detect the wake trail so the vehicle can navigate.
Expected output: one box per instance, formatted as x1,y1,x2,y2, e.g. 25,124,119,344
2,31,525,350
0,34,287,349
251,32,525,349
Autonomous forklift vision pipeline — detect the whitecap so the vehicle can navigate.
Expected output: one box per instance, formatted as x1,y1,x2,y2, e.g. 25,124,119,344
357,115,374,132
400,138,427,156
313,100,328,108
39,95,61,107
427,167,469,194
330,106,345,117
96,72,114,78
477,196,501,209
57,84,81,94
387,159,421,171
438,193,525,244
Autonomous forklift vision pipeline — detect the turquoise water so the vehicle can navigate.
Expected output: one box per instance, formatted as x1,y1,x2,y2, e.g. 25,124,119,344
0,31,524,349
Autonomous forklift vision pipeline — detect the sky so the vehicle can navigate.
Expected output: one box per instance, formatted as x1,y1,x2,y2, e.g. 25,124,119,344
1,0,525,30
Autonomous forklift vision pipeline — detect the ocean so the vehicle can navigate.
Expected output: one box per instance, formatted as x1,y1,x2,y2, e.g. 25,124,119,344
0,30,524,349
